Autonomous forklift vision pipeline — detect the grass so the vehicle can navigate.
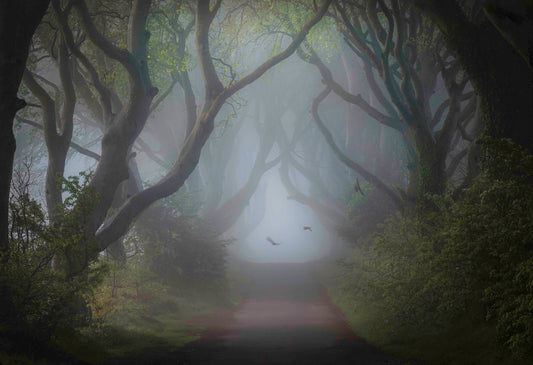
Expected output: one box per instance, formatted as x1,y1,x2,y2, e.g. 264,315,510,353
0,264,245,365
0,290,209,365
70,286,235,363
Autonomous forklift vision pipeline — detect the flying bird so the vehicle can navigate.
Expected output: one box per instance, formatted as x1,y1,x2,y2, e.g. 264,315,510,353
354,177,365,196
266,237,281,246
303,226,312,231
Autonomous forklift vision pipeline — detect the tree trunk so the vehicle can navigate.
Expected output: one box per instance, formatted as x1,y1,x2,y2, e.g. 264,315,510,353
22,39,75,223
0,0,50,254
0,0,50,327
105,159,143,263
78,0,333,249
414,0,533,153
414,128,447,196
205,123,277,236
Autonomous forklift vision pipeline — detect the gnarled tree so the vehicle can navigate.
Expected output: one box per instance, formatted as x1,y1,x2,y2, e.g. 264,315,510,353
412,0,533,154
31,0,334,273
302,0,479,204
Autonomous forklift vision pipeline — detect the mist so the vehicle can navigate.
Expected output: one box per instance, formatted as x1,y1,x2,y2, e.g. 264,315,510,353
231,169,328,263
3,1,532,364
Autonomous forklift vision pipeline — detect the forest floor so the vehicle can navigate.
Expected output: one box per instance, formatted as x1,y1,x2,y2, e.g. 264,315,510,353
103,261,415,365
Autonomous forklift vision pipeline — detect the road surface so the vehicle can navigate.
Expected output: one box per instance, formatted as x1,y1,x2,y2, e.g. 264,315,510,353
174,261,409,365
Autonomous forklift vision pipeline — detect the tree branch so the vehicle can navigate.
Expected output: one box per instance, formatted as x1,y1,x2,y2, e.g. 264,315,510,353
224,0,333,99
430,90,474,130
300,44,405,133
93,0,333,248
22,70,57,140
196,0,225,98
150,73,178,113
335,3,381,69
53,0,114,120
279,159,348,231
134,137,168,168
362,60,400,120
72,0,130,64
446,148,467,178
57,38,75,143
15,115,101,162
311,86,404,208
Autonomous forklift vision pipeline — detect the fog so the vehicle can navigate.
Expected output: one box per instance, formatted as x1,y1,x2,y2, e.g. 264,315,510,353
114,50,347,264
9,1,524,363
20,45,372,265
230,169,328,263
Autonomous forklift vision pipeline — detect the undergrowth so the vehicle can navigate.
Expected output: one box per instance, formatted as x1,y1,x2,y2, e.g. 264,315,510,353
322,138,533,365
0,172,242,364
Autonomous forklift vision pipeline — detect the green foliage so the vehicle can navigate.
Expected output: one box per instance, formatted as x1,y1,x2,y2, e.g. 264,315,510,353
263,1,339,59
55,172,99,241
1,171,106,359
206,0,338,86
146,2,195,91
134,206,230,284
343,179,373,215
1,167,236,363
75,211,241,362
86,259,168,333
458,138,533,357
324,138,533,362
51,172,104,281
337,183,395,244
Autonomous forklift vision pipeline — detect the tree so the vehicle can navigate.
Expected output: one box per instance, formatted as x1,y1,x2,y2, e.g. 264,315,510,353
412,0,533,154
304,0,479,204
22,39,75,223
18,0,333,274
202,98,282,236
92,0,333,249
0,0,50,252
0,0,50,327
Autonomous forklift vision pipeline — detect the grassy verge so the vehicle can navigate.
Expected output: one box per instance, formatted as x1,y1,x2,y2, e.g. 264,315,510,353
54,290,207,363
1,263,246,364
0,291,216,365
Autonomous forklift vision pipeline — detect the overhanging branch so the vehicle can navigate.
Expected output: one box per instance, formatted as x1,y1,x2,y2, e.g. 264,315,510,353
311,86,404,208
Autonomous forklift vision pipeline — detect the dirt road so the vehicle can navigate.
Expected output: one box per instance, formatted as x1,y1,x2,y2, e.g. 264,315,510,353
175,261,409,365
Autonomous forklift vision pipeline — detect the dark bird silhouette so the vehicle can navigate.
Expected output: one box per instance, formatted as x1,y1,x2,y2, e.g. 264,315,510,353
354,177,365,196
266,237,281,246
303,226,312,231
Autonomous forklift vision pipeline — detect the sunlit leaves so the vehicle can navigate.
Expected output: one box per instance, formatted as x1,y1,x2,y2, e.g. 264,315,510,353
203,0,339,86
145,1,195,92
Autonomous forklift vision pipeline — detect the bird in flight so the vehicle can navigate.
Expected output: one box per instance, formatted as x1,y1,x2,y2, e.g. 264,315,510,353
303,226,312,231
266,237,281,246
354,177,365,196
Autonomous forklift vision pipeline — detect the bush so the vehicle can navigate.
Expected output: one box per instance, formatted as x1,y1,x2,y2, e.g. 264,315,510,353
134,205,231,284
328,138,533,360
450,138,533,358
86,258,167,332
0,168,106,354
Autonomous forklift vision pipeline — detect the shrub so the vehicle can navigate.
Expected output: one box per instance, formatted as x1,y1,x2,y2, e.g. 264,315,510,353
331,138,533,359
0,168,106,351
134,206,231,284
